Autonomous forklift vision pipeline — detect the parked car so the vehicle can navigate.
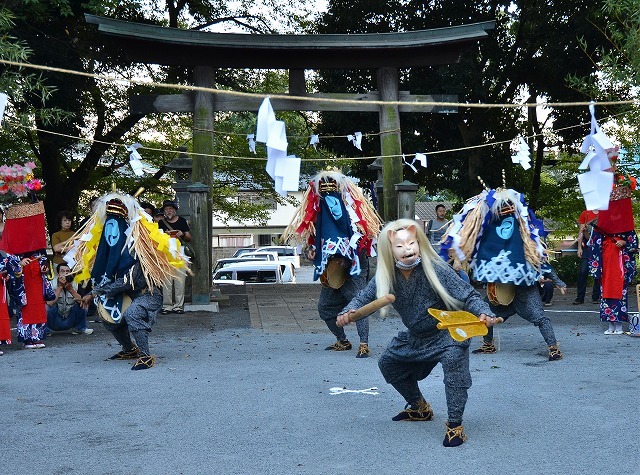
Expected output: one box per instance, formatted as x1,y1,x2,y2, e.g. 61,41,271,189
213,257,268,274
238,251,279,262
212,261,296,285
256,245,301,268
232,247,257,258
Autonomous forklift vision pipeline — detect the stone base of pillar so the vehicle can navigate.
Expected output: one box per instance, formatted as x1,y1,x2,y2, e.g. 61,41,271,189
191,293,211,305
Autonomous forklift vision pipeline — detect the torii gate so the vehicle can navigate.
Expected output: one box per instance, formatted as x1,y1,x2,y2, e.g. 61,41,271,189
86,14,493,304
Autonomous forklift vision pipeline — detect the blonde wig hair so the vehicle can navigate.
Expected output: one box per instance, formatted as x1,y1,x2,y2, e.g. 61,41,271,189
376,219,461,315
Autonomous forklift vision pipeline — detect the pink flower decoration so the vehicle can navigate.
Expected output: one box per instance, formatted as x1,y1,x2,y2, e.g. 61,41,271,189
0,162,44,201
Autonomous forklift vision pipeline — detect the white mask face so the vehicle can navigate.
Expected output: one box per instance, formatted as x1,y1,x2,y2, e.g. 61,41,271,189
390,228,419,266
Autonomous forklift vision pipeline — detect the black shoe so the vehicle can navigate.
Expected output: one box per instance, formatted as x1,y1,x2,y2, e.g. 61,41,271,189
131,355,155,370
325,340,352,351
392,400,434,421
355,343,370,358
591,300,600,304
443,422,467,447
108,347,141,360
548,345,563,361
471,341,496,354
572,299,584,305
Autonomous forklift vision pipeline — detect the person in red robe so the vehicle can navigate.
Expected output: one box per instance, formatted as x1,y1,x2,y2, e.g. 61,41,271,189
589,151,638,335
0,201,53,349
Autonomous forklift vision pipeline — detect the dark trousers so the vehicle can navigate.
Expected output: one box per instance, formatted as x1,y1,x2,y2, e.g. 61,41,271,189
576,255,600,302
539,281,554,303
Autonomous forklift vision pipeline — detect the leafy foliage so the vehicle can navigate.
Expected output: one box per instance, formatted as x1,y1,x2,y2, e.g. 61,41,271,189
554,254,581,286
314,0,617,212
0,0,318,231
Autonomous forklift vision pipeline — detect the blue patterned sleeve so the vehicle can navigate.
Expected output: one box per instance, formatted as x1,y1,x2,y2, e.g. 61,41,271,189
546,266,566,288
95,262,147,298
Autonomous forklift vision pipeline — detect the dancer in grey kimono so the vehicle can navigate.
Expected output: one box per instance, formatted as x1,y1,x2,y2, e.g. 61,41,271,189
337,219,498,447
283,169,381,357
441,182,563,361
86,260,162,369
68,194,190,370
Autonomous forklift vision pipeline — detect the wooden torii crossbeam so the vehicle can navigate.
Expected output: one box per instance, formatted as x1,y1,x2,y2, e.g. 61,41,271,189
130,90,458,114
85,14,494,305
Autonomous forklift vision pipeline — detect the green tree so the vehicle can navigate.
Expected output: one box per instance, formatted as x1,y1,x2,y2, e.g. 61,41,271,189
314,1,616,211
568,0,640,166
0,0,319,232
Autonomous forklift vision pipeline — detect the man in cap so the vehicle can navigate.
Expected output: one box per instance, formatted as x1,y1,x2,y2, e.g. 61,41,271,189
158,199,191,314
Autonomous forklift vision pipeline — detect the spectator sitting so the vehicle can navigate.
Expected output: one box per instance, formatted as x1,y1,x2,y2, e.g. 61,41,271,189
46,264,94,335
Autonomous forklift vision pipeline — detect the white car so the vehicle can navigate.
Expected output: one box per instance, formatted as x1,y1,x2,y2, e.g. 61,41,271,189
256,245,301,268
232,247,257,258
238,251,279,262
212,261,296,285
213,257,268,274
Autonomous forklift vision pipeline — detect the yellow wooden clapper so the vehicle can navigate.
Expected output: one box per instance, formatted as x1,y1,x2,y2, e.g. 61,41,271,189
427,308,489,342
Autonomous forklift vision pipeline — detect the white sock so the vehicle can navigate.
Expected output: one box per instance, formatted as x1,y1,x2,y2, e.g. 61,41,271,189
614,322,623,333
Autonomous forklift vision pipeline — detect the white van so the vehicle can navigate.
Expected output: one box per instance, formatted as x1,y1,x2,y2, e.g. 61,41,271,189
256,245,301,268
212,261,296,285
213,257,267,274
239,251,279,262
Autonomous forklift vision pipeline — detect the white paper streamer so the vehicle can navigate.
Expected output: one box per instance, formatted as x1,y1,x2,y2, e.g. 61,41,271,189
0,92,7,125
403,153,428,173
126,143,158,176
347,132,363,151
255,98,301,196
510,137,531,170
577,103,617,210
247,134,256,154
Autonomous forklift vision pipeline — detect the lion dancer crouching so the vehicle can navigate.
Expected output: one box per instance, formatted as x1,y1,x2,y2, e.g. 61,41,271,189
441,177,562,361
283,169,381,358
65,193,191,370
337,220,498,447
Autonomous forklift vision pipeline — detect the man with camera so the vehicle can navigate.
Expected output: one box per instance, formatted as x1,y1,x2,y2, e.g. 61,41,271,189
158,199,191,314
46,263,94,335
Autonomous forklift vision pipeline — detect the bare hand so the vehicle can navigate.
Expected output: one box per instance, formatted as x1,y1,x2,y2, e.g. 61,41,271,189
616,239,626,248
79,294,94,310
479,313,503,328
559,287,567,295
337,310,355,327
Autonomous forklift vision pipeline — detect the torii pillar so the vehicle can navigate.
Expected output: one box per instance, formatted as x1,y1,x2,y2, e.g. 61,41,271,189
377,68,403,222
191,66,214,304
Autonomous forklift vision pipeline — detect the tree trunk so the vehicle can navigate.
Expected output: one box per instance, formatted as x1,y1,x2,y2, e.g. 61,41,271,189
457,120,485,197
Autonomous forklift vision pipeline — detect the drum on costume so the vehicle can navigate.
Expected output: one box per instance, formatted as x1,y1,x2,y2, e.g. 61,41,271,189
487,282,515,306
